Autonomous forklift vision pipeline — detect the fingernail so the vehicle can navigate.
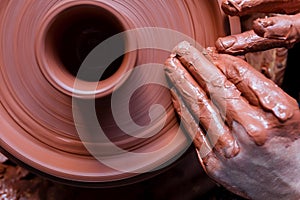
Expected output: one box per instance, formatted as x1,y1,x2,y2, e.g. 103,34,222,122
253,18,274,37
215,36,237,52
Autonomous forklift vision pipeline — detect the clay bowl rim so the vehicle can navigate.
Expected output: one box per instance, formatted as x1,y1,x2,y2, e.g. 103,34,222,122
35,0,137,99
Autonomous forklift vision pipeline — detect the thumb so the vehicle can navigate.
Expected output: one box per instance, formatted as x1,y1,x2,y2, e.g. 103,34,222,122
253,14,300,47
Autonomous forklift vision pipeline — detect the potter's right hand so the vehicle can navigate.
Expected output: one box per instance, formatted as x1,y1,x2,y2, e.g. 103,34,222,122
164,41,300,200
216,0,300,54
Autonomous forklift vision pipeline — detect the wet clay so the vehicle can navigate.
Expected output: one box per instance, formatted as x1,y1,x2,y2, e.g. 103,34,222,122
207,50,298,122
169,88,212,158
240,14,288,86
0,150,221,200
173,42,270,145
222,0,300,16
165,41,300,198
0,1,227,184
245,48,288,86
215,30,293,54
166,41,299,147
253,13,300,43
165,55,239,158
216,5,300,54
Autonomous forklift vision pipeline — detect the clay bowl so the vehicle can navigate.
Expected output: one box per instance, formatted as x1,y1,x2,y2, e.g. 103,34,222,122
0,0,232,186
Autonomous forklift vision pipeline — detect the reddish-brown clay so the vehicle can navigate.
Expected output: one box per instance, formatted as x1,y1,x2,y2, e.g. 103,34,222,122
0,0,228,184
215,30,293,54
217,0,300,54
239,14,288,86
222,0,300,16
165,41,300,199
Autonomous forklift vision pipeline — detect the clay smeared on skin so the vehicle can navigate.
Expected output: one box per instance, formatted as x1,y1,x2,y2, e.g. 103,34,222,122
166,41,299,146
169,88,212,158
222,0,300,16
217,2,300,54
253,13,300,43
165,55,239,158
167,41,273,146
165,42,300,199
207,49,299,122
216,30,293,54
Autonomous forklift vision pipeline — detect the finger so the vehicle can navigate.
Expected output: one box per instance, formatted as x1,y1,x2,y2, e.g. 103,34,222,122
207,50,299,122
164,56,239,158
253,13,300,46
215,30,292,55
222,0,300,16
170,88,212,158
172,41,271,145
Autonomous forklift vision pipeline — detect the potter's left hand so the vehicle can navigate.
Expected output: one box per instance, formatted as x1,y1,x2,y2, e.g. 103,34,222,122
216,0,300,54
164,41,300,200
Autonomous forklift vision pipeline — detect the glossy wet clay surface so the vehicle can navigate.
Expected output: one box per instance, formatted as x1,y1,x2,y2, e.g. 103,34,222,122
0,0,227,183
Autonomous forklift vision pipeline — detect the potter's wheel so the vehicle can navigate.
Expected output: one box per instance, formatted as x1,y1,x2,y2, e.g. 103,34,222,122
0,0,228,185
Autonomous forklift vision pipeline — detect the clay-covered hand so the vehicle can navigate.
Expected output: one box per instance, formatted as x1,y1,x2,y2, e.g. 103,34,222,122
164,41,300,200
216,0,300,54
